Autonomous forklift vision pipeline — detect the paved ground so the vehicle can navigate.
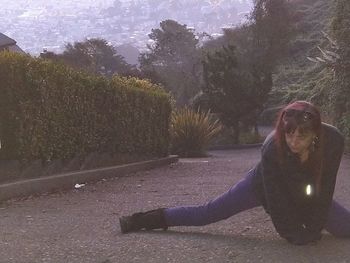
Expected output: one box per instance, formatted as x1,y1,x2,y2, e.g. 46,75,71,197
1,148,350,263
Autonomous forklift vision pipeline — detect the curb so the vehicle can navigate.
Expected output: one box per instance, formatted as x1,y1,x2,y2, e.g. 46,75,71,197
0,155,178,202
208,143,262,151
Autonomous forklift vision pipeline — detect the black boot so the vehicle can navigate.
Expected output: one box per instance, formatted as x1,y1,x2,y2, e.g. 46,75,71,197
119,208,168,234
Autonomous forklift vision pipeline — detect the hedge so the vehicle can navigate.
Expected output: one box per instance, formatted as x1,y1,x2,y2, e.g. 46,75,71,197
0,52,171,163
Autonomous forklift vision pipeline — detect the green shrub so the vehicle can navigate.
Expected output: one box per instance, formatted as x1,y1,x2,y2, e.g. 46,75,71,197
171,108,222,157
0,52,172,163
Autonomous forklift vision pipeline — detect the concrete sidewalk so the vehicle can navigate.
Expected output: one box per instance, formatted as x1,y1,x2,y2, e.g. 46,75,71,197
0,155,178,202
1,148,350,263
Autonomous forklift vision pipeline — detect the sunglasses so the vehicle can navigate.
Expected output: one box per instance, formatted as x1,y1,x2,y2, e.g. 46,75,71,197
283,109,314,122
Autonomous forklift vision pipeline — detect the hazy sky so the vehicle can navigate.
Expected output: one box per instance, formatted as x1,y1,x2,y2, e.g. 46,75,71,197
0,0,250,8
1,0,252,54
0,0,114,7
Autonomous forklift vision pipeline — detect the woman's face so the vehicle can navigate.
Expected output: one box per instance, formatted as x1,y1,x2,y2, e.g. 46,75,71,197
285,128,315,155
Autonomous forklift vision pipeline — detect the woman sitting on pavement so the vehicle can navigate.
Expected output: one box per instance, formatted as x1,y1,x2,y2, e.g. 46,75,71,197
119,101,350,245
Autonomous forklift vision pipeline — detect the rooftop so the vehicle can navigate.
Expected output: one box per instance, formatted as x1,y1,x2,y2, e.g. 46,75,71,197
0,33,16,47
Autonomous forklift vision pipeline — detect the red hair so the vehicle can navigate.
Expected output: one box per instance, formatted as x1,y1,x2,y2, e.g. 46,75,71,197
274,101,324,193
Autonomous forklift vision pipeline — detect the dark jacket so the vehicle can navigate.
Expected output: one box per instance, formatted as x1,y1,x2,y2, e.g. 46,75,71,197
252,123,344,245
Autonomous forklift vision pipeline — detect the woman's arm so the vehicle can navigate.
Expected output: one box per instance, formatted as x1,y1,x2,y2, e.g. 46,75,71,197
306,125,345,232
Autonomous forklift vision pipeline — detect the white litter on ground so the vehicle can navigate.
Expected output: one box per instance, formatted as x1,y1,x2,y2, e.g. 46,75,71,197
74,183,86,189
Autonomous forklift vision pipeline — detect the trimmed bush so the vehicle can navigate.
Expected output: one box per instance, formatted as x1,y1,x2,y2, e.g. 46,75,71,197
171,108,222,157
0,52,171,164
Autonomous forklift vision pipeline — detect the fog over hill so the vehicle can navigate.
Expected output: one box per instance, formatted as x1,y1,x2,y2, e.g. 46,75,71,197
0,0,252,56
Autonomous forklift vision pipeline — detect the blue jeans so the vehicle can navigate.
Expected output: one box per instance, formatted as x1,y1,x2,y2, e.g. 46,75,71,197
164,169,350,237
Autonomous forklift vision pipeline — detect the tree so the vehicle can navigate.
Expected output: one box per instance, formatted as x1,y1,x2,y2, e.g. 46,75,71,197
196,0,293,143
62,38,135,77
200,45,272,143
40,38,136,77
249,0,294,72
244,0,294,114
139,19,202,106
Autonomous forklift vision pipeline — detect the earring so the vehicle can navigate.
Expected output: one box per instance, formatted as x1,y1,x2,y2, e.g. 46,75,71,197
311,136,318,152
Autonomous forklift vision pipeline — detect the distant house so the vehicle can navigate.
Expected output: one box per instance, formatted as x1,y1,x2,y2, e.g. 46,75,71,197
0,33,25,53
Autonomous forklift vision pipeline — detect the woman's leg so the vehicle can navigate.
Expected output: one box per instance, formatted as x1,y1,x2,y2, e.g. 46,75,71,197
164,169,261,226
325,200,350,237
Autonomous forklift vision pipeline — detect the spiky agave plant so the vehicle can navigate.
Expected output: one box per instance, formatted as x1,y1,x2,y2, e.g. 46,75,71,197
171,108,222,157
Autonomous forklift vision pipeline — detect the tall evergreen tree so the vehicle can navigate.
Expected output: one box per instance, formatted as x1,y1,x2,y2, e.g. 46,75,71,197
140,20,202,106
250,0,293,71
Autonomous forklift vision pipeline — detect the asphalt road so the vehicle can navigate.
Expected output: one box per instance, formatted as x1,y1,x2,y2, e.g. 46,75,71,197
1,148,350,263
